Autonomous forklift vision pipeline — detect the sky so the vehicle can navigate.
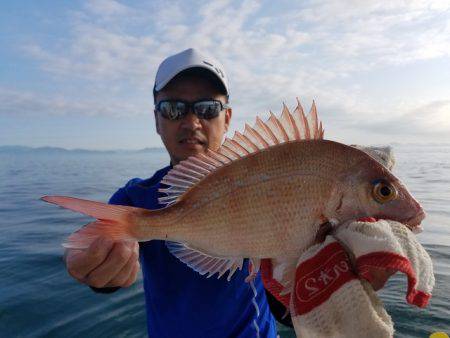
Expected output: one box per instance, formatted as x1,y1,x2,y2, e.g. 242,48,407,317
1,0,450,150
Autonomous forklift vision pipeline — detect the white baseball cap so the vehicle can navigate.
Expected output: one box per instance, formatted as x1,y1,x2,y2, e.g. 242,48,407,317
154,48,229,95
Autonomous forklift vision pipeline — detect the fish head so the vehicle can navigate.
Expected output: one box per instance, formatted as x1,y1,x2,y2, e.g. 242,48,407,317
336,158,425,233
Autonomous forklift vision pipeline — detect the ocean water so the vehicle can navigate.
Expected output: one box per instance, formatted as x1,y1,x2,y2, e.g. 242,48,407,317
0,145,449,337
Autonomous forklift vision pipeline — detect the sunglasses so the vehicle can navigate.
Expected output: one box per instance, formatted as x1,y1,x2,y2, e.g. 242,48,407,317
156,99,230,121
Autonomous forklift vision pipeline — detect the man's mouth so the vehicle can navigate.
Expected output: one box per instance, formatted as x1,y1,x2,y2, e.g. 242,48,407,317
179,138,205,146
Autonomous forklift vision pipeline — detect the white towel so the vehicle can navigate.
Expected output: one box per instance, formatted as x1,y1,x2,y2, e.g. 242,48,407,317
334,219,434,308
263,219,435,338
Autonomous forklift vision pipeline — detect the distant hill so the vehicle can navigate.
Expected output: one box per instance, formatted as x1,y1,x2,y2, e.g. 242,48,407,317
2,143,449,155
0,145,166,154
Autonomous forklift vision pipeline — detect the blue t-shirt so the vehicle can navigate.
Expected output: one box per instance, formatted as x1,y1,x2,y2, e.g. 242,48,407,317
109,165,278,338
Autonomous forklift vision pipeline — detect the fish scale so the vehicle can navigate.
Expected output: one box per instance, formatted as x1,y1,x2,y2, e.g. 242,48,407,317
121,141,363,260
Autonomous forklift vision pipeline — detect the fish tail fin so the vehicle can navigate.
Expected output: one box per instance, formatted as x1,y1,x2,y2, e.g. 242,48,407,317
41,195,153,249
63,220,135,249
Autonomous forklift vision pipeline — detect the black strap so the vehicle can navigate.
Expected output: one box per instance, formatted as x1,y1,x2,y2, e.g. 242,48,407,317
90,286,121,294
265,289,293,327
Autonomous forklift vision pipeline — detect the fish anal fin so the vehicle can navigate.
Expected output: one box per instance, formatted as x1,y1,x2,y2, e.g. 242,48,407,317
165,241,244,280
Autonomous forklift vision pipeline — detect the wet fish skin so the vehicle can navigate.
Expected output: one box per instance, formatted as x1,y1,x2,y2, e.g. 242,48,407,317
41,100,425,285
42,139,424,262
135,140,423,258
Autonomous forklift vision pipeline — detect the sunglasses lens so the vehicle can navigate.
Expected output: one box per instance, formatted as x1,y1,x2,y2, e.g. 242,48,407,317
194,101,221,119
159,101,186,120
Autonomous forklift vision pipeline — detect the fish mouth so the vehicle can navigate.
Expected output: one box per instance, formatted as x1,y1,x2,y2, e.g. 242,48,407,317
372,210,426,234
402,210,426,234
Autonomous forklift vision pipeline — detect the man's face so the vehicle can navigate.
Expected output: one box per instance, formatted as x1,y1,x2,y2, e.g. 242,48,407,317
154,75,232,165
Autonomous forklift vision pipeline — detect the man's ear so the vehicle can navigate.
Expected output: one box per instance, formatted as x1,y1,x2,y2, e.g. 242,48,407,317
224,108,232,132
154,109,161,135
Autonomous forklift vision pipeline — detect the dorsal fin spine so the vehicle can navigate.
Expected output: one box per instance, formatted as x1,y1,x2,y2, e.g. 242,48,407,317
293,98,309,139
256,117,279,145
215,148,236,161
168,170,201,182
229,135,251,155
174,166,204,179
220,144,241,159
160,179,191,189
192,154,220,170
271,110,289,142
189,157,216,171
158,188,186,194
244,123,269,149
180,161,211,175
163,176,196,186
301,109,310,139
266,112,285,143
279,104,295,140
198,153,222,167
309,101,319,139
234,131,259,152
287,109,300,140
206,149,232,164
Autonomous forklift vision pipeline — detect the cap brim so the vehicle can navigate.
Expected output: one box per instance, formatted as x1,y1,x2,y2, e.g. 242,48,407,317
155,64,229,95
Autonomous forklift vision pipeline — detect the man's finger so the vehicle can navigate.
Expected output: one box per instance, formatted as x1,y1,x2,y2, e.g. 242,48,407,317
85,242,133,288
106,248,139,287
123,260,140,288
66,237,114,280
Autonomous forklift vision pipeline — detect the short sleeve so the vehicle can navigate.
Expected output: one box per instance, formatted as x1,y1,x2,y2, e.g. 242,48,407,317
108,178,142,206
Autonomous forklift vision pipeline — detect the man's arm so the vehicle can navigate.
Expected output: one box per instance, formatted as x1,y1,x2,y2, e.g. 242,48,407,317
63,187,140,293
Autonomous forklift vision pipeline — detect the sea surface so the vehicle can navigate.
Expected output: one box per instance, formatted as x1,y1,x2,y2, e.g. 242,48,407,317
0,145,449,337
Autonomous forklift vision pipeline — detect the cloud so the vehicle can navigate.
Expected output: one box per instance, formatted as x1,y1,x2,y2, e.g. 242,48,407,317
286,0,450,70
84,0,132,17
0,87,148,117
22,1,450,81
354,100,450,135
4,0,450,144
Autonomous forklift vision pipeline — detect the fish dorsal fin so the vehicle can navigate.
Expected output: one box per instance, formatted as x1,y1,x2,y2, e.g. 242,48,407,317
158,99,324,206
166,241,244,280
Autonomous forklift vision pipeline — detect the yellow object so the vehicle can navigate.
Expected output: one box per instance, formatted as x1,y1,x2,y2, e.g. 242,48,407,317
430,332,449,338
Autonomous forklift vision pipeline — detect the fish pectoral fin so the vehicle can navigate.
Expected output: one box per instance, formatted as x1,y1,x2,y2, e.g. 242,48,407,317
165,241,244,281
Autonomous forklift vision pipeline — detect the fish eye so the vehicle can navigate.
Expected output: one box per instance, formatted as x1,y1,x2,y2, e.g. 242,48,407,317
372,180,397,204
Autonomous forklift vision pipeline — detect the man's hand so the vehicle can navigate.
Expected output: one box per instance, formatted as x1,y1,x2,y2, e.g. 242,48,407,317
64,237,140,289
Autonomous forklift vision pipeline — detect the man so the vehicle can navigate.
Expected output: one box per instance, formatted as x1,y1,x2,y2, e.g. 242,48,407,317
64,48,279,337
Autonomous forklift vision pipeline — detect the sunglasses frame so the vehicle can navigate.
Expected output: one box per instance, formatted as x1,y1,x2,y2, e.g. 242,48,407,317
156,99,231,120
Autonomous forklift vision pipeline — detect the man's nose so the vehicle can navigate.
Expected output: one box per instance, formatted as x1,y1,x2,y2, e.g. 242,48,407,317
180,111,202,130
